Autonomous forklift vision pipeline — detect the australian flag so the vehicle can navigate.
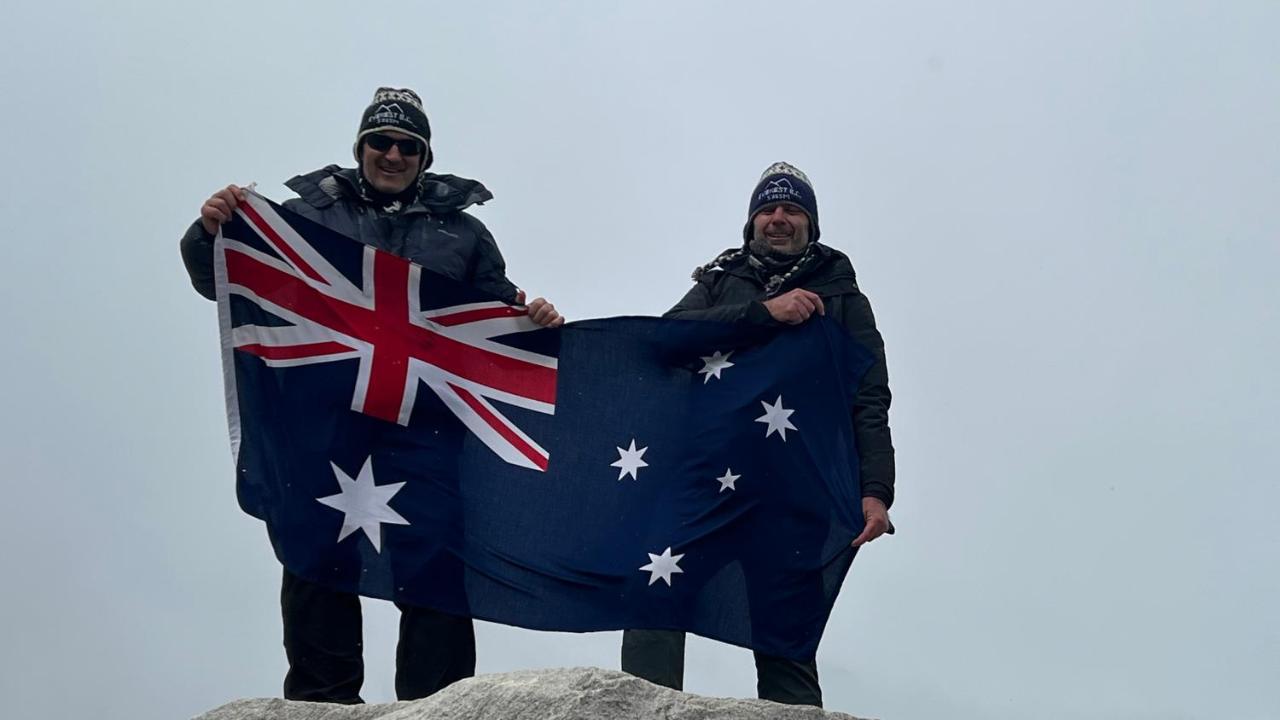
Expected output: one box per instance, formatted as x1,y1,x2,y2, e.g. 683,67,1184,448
214,192,874,661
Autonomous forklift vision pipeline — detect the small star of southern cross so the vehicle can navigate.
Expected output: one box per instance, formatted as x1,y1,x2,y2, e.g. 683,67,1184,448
755,395,797,441
698,350,735,383
611,439,649,480
639,547,685,586
315,457,410,553
716,468,740,492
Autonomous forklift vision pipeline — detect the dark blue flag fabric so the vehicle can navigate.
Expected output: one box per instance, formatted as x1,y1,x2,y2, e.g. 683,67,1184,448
214,192,874,661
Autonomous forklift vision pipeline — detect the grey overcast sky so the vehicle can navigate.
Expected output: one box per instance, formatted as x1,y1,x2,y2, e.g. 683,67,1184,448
1,2,1276,719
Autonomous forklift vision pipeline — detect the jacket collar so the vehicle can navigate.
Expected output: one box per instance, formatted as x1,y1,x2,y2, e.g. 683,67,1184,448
709,242,857,295
285,165,494,215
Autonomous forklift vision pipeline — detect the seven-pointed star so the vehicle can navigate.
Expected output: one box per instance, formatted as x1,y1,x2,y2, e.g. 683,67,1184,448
716,468,740,493
316,457,410,553
698,350,735,383
755,395,797,441
611,439,649,480
639,546,685,586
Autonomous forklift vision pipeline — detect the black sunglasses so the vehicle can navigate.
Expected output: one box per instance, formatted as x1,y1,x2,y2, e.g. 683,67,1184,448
364,133,424,156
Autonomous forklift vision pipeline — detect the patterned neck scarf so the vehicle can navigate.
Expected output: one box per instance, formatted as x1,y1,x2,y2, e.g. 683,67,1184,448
690,243,822,298
747,243,820,297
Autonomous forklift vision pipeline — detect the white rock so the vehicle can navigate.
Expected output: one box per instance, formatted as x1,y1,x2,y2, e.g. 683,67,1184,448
194,667,870,720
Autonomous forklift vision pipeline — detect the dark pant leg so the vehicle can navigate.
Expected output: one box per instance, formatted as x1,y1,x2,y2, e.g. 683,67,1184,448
621,629,686,691
753,652,822,707
280,568,364,704
393,604,476,700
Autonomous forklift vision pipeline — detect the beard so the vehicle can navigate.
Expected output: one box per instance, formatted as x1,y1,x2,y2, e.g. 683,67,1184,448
749,228,809,257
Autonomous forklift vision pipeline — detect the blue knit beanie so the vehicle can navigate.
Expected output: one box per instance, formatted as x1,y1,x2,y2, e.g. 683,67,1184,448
742,162,820,242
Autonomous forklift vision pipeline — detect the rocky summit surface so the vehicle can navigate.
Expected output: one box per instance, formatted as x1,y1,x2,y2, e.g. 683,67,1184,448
194,666,870,720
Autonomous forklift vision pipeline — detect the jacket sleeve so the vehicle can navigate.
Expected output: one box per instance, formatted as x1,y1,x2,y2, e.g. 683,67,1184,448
179,219,217,301
281,196,324,222
179,197,323,303
842,288,896,508
663,278,778,326
465,216,519,304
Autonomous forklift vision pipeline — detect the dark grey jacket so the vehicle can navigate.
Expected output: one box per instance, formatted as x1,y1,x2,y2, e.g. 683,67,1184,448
667,244,896,507
179,165,518,302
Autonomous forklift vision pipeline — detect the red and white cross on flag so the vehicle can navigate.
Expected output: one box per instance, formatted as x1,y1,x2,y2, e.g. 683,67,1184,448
214,192,557,471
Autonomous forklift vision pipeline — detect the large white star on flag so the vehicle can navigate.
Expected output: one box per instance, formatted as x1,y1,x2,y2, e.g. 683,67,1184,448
716,468,740,493
639,546,685,586
611,439,649,480
316,457,409,553
755,395,797,441
698,350,735,383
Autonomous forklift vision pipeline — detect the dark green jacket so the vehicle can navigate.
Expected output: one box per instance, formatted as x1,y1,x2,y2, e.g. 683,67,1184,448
179,166,518,302
667,243,896,507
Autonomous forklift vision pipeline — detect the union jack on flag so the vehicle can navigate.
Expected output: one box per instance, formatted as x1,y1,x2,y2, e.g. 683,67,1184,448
216,191,557,471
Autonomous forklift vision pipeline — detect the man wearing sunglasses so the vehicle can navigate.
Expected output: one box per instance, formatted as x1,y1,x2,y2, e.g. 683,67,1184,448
179,87,562,704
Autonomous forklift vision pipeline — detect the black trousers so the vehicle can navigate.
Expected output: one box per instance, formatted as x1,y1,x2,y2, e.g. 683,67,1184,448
621,629,822,707
280,569,475,703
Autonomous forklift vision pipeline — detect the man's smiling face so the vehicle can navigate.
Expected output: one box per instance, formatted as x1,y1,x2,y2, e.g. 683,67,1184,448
359,130,423,194
750,202,811,255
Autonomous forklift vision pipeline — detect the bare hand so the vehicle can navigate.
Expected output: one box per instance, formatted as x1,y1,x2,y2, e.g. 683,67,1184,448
515,290,564,328
200,184,248,235
851,497,891,548
762,288,825,325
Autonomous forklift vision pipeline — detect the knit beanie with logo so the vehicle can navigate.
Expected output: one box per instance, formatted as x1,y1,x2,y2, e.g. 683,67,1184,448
352,87,434,171
742,161,820,242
